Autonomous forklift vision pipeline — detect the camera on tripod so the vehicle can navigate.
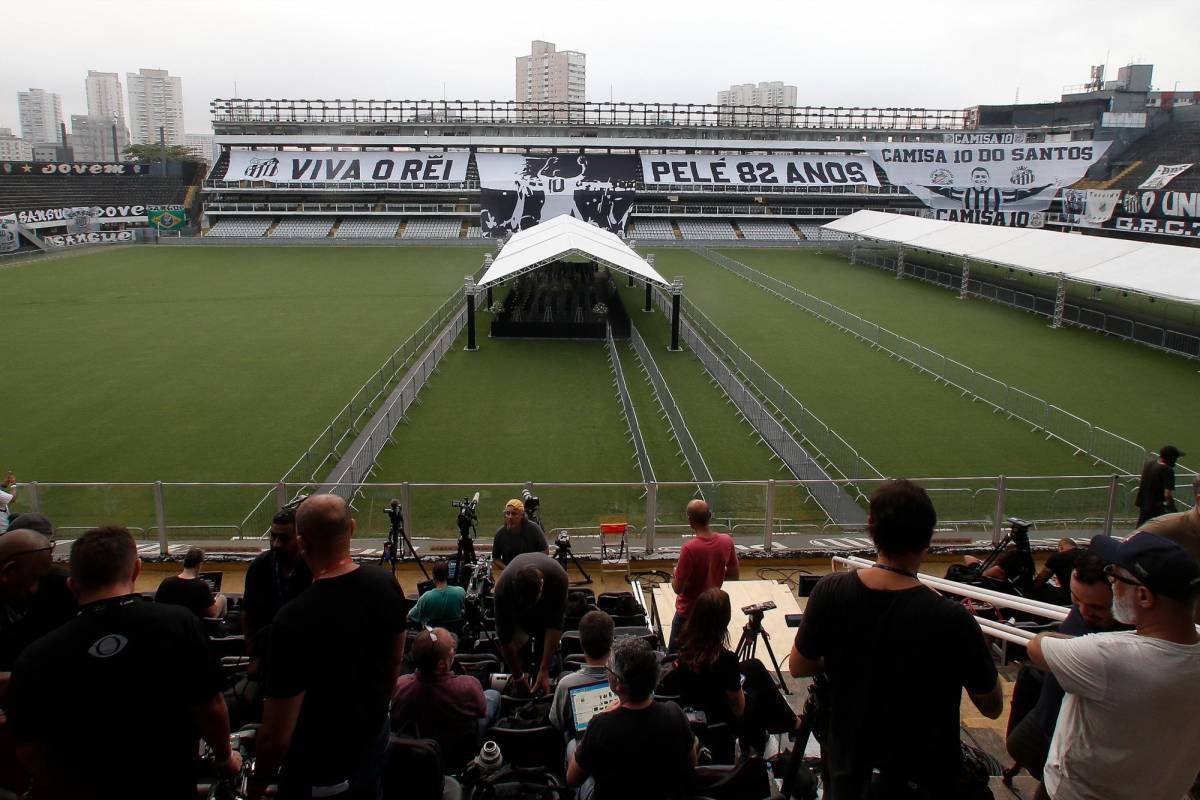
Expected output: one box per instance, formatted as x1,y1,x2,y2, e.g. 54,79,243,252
522,488,542,526
384,499,404,525
741,600,776,616
555,531,571,550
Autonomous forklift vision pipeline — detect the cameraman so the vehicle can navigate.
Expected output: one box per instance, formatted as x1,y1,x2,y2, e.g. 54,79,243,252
491,499,548,571
493,552,567,696
789,479,1002,799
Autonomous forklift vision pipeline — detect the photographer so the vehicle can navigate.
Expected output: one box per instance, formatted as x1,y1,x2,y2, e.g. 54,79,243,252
491,499,547,571
493,552,567,696
789,479,1002,799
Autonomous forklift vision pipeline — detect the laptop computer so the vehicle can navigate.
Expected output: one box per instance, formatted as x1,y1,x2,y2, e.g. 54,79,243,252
569,680,616,736
198,571,223,593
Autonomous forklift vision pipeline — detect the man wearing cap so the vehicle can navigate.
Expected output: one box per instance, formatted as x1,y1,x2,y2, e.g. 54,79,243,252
491,499,547,571
1134,445,1184,526
1027,533,1200,800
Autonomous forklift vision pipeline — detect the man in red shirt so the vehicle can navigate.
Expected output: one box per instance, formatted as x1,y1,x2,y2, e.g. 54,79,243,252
669,499,738,651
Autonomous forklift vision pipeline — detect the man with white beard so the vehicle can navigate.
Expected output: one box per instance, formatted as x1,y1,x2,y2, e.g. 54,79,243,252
1027,533,1200,800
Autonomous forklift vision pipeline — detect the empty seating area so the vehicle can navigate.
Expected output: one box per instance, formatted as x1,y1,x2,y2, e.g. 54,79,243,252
205,217,274,237
401,218,462,238
463,224,486,239
737,220,800,241
797,223,852,241
630,219,676,239
0,174,188,216
270,217,335,238
677,220,737,240
334,218,400,238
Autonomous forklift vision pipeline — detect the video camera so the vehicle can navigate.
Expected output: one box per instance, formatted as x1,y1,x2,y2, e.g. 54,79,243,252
521,488,541,525
384,499,404,526
453,492,481,538
555,531,570,549
741,601,777,617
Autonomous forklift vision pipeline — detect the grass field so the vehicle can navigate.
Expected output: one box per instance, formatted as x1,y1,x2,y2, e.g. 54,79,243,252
6,242,1191,538
721,248,1200,458
4,245,486,533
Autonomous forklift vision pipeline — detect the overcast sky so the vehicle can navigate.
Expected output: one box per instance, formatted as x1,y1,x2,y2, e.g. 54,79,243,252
4,0,1198,136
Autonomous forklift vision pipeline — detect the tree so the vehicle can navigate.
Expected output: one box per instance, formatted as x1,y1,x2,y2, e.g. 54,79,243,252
123,143,203,163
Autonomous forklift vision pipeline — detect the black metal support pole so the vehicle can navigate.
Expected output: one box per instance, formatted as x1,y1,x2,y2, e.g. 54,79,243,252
628,273,635,288
670,292,682,351
486,286,493,308
644,281,652,312
466,292,478,351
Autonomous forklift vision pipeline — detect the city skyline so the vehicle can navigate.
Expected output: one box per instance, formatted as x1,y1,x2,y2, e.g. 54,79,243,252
3,0,1198,137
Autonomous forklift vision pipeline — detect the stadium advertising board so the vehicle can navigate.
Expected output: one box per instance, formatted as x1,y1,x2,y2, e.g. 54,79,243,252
639,154,880,187
1064,189,1200,238
223,151,468,183
925,209,1045,227
477,154,638,236
1138,164,1193,190
16,205,146,225
867,142,1110,212
43,231,135,247
147,205,187,231
0,214,18,253
0,161,146,176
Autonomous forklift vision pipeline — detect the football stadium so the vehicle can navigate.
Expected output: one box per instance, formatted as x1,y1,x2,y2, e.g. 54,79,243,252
2,38,1200,800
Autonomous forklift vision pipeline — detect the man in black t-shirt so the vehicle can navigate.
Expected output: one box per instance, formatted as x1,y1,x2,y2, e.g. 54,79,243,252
790,479,1002,800
493,552,568,696
1136,445,1183,526
155,547,226,618
8,526,239,800
251,495,407,800
242,505,312,666
491,498,548,570
1032,539,1079,604
569,638,696,800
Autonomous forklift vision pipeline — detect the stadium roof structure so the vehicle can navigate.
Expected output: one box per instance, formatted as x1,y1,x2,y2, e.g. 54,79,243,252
477,214,671,290
825,210,1200,305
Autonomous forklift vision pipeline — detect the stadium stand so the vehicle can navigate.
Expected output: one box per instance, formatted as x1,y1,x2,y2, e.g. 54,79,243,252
334,218,401,238
630,219,676,239
798,223,851,241
401,218,462,238
1100,117,1200,191
0,174,188,216
464,224,486,239
737,220,800,241
205,217,274,237
270,216,335,238
677,220,738,240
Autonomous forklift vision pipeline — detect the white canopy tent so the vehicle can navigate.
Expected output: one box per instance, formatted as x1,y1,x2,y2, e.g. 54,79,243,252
825,210,1200,305
477,214,671,289
465,215,683,351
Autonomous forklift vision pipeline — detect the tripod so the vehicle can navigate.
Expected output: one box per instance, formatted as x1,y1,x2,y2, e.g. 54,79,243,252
453,514,478,588
779,675,828,800
383,502,429,583
734,610,789,695
553,538,593,585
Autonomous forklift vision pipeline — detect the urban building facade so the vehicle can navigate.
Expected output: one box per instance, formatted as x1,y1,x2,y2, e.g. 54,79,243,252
184,133,217,165
516,40,586,105
126,68,186,146
717,81,798,126
68,115,129,162
17,88,64,145
0,128,33,161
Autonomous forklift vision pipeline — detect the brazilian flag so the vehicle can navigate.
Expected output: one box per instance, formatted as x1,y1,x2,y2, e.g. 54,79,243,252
147,206,186,231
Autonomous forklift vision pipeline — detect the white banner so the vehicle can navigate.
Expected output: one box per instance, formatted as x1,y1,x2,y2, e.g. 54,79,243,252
926,209,1045,227
17,205,145,225
867,142,1110,211
1084,190,1122,224
0,214,18,253
43,231,135,247
1139,164,1193,190
63,207,99,234
222,151,468,183
639,154,879,187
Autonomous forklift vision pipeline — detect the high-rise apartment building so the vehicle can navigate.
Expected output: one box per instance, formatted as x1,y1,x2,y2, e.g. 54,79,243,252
126,68,186,145
68,115,129,162
717,81,798,126
0,128,34,161
18,88,64,145
516,40,586,105
86,71,126,122
184,133,217,166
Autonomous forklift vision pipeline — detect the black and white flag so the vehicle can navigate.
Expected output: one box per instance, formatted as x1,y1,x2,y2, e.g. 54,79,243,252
477,154,638,236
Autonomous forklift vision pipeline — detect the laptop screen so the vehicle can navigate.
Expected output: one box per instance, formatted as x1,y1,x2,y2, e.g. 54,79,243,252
569,680,616,734
198,571,223,593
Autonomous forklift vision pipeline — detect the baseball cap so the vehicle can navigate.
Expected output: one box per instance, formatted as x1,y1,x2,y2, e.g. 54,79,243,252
1090,533,1200,603
1159,445,1184,462
504,499,525,513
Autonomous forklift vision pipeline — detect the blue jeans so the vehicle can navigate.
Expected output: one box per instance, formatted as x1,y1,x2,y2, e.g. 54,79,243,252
667,611,687,653
477,688,502,743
